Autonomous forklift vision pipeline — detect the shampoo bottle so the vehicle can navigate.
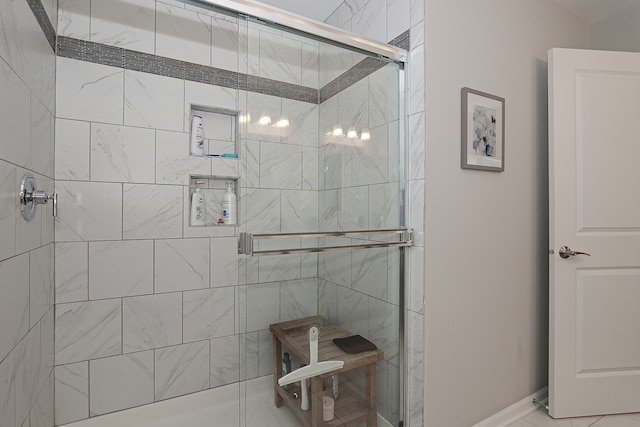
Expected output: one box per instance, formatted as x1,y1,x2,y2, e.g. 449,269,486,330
222,182,237,225
190,115,204,156
190,181,206,226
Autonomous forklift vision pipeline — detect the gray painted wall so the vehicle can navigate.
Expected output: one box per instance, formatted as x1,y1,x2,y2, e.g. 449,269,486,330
424,1,588,426
590,6,640,53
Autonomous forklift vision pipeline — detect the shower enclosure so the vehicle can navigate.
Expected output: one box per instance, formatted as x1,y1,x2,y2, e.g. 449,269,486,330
226,3,410,426
51,0,412,425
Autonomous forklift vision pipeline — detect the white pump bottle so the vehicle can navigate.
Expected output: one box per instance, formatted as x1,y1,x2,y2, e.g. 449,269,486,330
222,181,237,225
190,181,206,226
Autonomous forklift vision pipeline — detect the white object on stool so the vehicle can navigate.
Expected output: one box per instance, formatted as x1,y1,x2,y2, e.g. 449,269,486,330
323,396,334,421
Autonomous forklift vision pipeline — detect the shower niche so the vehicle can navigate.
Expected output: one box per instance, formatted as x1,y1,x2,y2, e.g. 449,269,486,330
189,105,238,158
184,175,239,238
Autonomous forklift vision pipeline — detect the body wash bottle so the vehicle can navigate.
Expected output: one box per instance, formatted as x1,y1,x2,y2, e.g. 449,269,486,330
190,115,204,156
222,181,237,225
190,181,206,226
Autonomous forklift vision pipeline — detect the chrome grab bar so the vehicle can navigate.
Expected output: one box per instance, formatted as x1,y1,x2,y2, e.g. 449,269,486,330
238,228,413,256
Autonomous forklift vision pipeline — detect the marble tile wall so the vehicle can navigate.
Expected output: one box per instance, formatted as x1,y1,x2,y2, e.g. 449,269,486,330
0,0,56,425
325,0,425,426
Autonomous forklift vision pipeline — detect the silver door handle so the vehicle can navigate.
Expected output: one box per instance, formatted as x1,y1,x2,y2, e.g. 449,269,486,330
559,246,591,259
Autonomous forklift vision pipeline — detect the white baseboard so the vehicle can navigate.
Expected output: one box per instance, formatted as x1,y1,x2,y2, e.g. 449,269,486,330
472,387,548,427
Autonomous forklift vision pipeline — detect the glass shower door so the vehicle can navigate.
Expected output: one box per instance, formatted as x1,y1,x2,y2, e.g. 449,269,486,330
235,13,406,426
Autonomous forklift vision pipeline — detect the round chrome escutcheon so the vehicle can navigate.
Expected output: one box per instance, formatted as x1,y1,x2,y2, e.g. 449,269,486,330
20,173,37,222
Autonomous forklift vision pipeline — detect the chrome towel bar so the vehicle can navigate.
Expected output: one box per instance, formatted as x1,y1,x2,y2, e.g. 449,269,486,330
238,228,413,256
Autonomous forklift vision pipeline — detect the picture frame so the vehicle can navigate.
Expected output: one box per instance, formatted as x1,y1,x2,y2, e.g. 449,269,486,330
461,87,505,172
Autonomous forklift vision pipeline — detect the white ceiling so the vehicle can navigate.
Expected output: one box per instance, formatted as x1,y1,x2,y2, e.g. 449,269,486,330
256,0,343,22
550,0,640,24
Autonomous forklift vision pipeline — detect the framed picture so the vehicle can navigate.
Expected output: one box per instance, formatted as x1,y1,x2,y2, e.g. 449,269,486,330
461,87,505,172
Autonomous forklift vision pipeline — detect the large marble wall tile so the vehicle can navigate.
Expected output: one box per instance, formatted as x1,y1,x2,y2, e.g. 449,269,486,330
322,238,352,287
123,293,182,352
368,182,400,229
0,0,42,96
301,250,318,279
90,123,156,184
257,329,273,377
337,79,369,137
281,190,318,233
369,65,399,129
352,248,388,300
30,374,53,427
0,160,16,261
407,375,424,427
387,120,400,183
210,237,238,288
124,70,184,132
318,95,337,140
243,93,281,143
211,16,239,72
29,245,53,328
258,254,301,283
246,283,279,333
183,287,234,342
322,143,352,190
338,186,368,230
409,246,425,314
280,279,317,322
156,2,211,66
409,112,425,180
410,20,424,50
387,0,410,40
156,130,211,185
239,332,258,380
55,119,90,181
351,0,387,43
210,335,239,387
155,341,209,401
15,323,41,425
55,299,122,365
302,147,318,191
55,181,123,242
409,44,425,115
41,38,56,114
89,240,154,299
241,139,260,189
57,0,90,39
244,188,280,234
123,184,182,239
318,190,337,231
0,59,30,168
29,96,54,179
368,298,399,366
409,179,425,247
410,0,424,28
301,42,319,89
39,308,54,399
281,99,318,147
155,238,209,293
91,0,155,54
259,142,302,190
55,242,88,304
57,58,124,125
336,286,368,337
89,351,154,416
387,247,400,306
0,350,15,427
319,44,353,88
54,362,88,425
352,125,389,186
407,310,424,381
317,279,337,323
0,253,29,362
259,31,302,85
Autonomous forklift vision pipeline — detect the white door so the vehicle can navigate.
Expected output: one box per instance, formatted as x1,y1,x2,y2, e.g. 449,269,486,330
549,48,640,418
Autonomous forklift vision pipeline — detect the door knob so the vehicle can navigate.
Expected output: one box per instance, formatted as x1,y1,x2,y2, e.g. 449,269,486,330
559,246,591,259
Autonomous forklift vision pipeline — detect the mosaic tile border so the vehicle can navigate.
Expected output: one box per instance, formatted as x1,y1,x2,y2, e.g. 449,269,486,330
26,0,56,51
31,0,409,105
